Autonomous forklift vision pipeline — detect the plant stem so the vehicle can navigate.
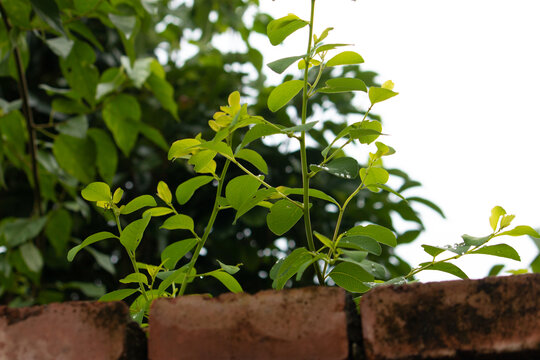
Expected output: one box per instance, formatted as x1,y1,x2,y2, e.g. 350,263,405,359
0,3,42,217
322,167,369,276
113,211,149,302
178,159,231,296
300,0,324,284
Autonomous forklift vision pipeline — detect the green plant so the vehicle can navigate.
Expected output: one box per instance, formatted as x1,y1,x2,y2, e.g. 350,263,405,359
69,0,540,321
69,178,244,323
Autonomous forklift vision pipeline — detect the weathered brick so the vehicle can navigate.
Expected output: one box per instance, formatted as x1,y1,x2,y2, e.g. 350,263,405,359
149,286,348,360
0,301,146,360
360,273,540,360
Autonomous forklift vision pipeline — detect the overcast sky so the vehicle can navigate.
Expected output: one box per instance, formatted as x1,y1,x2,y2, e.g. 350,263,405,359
255,0,540,281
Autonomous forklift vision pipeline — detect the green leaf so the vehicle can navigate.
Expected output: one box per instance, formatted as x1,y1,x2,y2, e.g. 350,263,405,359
120,272,148,285
207,271,243,293
73,0,100,13
281,121,318,134
506,269,529,275
109,14,137,39
471,244,521,261
360,167,390,189
462,234,491,246
175,176,213,205
373,142,396,158
315,27,333,44
347,224,397,247
55,115,88,138
270,247,314,289
267,14,308,46
53,134,96,183
349,120,382,144
422,244,445,258
313,157,359,179
119,215,152,252
157,181,172,204
188,150,217,174
226,175,262,210
59,40,98,105
157,267,194,294
267,55,304,74
338,236,382,255
239,124,283,149
499,225,540,238
146,72,179,120
372,184,406,200
266,200,303,236
2,0,32,28
318,78,367,93
81,182,112,202
531,255,540,273
217,260,240,275
67,21,103,51
329,262,373,293
65,281,105,298
397,230,422,245
87,129,118,184
297,58,321,70
280,188,339,207
84,247,115,275
138,123,169,151
326,51,364,67
168,138,201,160
234,188,277,222
340,250,368,263
20,242,43,273
315,43,350,53
30,0,65,35
419,262,469,280
406,197,446,218
358,260,388,279
160,214,195,232
199,141,234,159
121,195,157,215
45,209,72,255
113,188,124,204
161,238,198,269
121,56,152,88
490,206,506,231
314,231,334,250
67,231,118,262
500,215,516,229
45,37,74,59
267,80,304,112
99,288,138,302
488,264,505,276
102,94,141,157
369,87,398,105
235,149,268,174
0,217,45,248
142,207,173,217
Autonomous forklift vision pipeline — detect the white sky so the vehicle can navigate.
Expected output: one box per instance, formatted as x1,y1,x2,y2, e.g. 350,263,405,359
257,0,540,281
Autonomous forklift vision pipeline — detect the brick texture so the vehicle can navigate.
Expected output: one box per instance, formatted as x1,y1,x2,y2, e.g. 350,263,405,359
0,301,146,360
148,286,349,360
360,273,540,360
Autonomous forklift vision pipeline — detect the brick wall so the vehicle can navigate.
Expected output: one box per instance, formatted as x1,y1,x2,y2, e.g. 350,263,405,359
1,274,538,359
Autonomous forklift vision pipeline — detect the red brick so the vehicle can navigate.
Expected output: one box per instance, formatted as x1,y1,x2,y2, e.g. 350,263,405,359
360,273,540,359
0,301,146,360
149,286,348,360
